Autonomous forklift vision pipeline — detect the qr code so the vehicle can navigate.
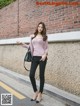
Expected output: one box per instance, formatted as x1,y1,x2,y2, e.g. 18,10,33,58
1,93,13,105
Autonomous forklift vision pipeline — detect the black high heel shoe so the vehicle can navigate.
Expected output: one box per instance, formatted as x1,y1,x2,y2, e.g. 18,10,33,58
31,98,36,101
36,98,42,103
36,95,42,103
30,92,38,101
36,100,39,103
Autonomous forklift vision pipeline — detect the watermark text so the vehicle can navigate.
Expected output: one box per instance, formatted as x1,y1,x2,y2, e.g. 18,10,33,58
36,1,80,6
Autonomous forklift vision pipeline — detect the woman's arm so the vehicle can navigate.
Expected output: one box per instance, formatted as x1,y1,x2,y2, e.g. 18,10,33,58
44,39,48,56
16,34,34,49
40,39,48,61
16,41,30,49
22,42,30,48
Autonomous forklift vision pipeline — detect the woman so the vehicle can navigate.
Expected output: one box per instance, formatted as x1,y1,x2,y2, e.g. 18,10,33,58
18,22,48,103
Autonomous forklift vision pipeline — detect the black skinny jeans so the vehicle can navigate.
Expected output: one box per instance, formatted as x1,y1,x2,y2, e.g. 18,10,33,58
29,56,47,93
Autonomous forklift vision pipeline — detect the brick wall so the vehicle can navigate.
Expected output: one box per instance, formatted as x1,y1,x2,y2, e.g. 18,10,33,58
0,0,80,39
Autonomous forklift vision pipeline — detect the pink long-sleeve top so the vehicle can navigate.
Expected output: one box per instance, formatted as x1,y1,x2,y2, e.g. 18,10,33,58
25,36,48,56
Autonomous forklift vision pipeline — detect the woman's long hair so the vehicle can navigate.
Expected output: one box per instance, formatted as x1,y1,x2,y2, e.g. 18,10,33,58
33,22,47,41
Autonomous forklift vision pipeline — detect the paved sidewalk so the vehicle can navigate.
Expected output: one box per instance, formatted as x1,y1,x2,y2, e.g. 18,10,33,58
0,66,80,106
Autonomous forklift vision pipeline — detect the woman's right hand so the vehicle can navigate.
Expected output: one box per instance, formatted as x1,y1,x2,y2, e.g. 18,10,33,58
16,41,29,48
16,41,22,44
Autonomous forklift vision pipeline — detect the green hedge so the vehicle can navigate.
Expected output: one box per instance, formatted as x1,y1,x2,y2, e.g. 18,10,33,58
0,0,16,9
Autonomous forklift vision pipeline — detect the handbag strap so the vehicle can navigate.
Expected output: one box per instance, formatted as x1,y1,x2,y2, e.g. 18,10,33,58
23,61,30,71
23,38,32,71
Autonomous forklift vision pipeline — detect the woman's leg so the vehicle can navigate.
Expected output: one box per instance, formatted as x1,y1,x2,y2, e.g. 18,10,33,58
29,59,39,92
29,58,39,101
36,58,47,103
39,58,47,93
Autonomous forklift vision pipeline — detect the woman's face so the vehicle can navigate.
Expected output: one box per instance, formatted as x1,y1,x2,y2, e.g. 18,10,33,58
37,24,43,33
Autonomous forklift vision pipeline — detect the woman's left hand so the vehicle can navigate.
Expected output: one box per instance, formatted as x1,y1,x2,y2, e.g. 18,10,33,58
40,54,47,61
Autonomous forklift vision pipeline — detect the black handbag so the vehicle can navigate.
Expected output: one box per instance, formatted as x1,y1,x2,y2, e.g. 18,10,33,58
23,47,32,71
